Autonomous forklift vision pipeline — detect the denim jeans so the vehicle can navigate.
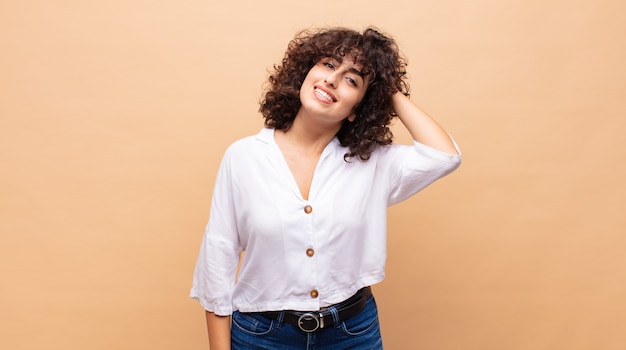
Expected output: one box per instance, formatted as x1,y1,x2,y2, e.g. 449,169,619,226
231,295,383,349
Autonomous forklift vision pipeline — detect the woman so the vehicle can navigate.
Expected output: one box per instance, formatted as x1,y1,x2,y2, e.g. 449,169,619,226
191,27,461,349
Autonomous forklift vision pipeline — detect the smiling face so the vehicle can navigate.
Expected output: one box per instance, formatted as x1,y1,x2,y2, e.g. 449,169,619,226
297,56,370,126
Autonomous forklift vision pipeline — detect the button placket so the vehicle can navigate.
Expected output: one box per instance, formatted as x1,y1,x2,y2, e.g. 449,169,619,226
301,201,318,302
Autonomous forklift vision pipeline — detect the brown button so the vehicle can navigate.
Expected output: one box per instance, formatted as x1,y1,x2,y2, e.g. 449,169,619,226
306,248,315,257
304,205,313,214
310,289,319,298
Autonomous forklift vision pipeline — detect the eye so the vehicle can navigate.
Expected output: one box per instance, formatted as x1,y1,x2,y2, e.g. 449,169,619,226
324,62,335,69
346,77,358,87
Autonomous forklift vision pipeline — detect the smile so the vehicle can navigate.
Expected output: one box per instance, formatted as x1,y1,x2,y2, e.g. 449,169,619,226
314,88,336,103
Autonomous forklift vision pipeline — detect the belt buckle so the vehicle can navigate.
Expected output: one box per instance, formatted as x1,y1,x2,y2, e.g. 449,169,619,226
297,313,320,333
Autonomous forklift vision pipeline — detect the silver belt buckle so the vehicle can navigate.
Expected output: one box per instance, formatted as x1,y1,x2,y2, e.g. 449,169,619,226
297,313,321,332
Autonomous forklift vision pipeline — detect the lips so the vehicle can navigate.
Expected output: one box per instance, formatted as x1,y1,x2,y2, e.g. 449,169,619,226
314,86,336,103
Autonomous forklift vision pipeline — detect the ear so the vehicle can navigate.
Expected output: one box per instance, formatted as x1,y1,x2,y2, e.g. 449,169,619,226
347,114,356,122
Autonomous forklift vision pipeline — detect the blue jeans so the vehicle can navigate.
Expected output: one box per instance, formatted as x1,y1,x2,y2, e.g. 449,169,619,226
231,295,383,349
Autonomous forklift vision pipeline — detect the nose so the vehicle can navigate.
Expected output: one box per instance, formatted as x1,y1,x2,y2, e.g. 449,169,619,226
324,71,339,88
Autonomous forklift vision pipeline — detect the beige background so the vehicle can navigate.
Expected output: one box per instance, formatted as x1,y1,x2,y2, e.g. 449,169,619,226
1,0,625,349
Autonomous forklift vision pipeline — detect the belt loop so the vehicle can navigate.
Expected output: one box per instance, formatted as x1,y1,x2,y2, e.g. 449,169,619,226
275,311,285,329
329,306,341,329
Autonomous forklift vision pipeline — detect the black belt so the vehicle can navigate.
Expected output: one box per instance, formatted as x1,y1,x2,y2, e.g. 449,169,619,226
261,287,372,333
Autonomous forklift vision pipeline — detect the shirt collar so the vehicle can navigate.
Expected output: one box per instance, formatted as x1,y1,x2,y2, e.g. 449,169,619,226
254,127,275,144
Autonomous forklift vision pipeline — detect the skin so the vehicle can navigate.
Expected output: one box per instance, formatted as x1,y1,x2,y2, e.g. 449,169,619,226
275,57,370,199
205,312,230,350
297,57,369,127
205,56,459,350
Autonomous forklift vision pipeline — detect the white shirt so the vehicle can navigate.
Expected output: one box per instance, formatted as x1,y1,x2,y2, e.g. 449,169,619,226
190,128,461,316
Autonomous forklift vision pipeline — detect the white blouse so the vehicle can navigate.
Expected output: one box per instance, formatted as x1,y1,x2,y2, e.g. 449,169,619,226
190,128,461,316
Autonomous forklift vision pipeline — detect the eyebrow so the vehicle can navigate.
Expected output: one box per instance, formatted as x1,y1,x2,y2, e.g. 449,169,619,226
349,67,365,77
326,56,368,78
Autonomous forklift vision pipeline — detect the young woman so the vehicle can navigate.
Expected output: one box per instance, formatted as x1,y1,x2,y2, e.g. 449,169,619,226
191,27,461,349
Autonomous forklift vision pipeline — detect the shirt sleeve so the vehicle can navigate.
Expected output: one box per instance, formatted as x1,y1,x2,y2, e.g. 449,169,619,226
386,136,462,206
190,148,243,316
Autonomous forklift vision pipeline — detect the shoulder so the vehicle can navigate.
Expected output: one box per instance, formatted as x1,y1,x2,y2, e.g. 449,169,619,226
218,128,276,171
374,140,460,162
224,128,274,156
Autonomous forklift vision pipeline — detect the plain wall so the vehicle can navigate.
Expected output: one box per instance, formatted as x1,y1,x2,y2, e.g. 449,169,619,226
1,0,625,349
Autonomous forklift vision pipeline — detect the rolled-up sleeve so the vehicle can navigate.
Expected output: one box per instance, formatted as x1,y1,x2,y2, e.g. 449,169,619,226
386,137,462,206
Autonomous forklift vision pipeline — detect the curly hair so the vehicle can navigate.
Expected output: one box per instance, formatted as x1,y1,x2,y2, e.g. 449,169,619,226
259,27,409,161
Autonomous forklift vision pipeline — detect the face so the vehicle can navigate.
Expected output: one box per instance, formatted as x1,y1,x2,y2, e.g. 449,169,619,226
298,57,370,125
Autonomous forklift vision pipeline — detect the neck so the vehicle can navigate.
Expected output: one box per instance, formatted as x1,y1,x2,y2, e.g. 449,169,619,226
281,114,341,155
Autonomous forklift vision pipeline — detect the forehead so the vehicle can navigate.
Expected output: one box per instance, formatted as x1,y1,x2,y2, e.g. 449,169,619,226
327,47,374,77
329,46,364,63
327,55,363,70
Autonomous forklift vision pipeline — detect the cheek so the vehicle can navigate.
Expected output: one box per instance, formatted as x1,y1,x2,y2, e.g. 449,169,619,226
347,91,366,110
303,66,323,82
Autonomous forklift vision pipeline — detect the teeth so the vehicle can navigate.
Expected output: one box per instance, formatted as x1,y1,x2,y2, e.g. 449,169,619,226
315,88,333,102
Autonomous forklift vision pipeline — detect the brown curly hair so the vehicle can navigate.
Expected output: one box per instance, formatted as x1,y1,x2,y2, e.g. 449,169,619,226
259,27,409,161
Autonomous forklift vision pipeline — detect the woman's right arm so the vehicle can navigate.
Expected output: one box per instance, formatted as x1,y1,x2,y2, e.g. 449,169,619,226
206,311,231,350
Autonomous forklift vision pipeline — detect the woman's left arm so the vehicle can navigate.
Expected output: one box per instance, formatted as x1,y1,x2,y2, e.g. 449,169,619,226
392,92,459,155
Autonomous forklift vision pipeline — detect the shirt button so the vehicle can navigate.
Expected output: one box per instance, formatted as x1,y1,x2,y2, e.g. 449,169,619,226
310,289,319,298
306,248,315,257
304,205,313,214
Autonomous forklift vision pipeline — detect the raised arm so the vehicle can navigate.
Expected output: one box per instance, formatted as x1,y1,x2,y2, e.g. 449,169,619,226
392,92,459,155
